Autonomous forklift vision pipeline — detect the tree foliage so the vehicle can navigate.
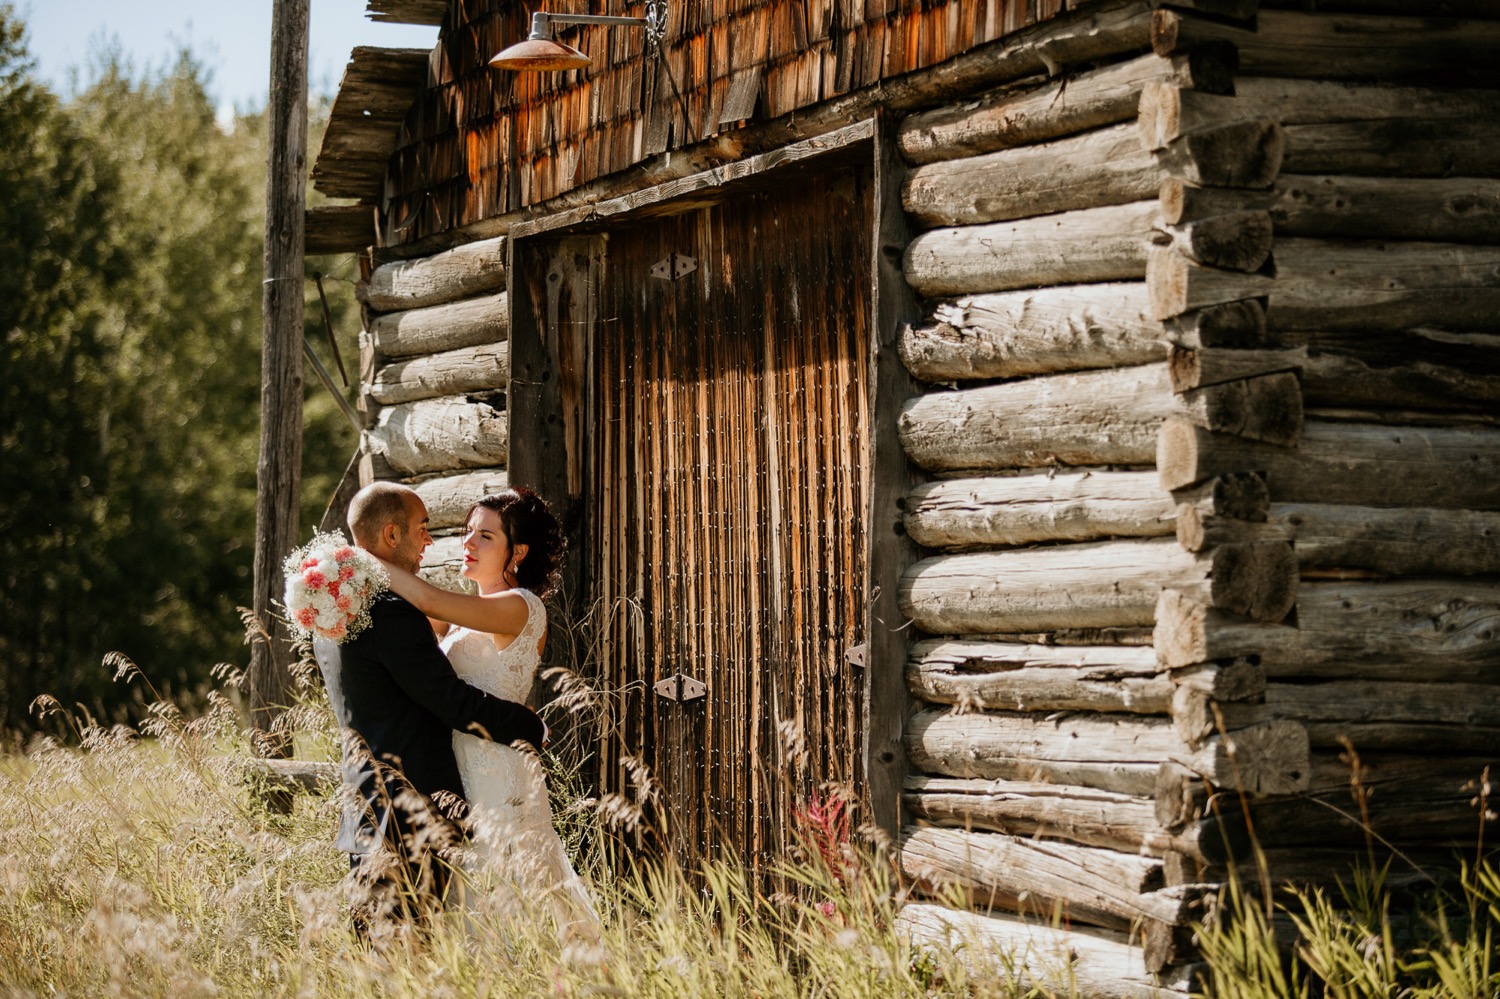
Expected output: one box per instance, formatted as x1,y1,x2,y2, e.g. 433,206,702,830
0,5,360,736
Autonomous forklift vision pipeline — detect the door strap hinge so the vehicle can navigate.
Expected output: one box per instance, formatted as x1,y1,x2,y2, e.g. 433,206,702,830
654,673,708,702
649,253,697,281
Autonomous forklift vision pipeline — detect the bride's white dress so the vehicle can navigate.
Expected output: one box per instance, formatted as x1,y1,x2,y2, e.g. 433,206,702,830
442,588,599,933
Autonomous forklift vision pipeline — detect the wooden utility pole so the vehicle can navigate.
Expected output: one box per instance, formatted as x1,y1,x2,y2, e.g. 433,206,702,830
249,0,310,754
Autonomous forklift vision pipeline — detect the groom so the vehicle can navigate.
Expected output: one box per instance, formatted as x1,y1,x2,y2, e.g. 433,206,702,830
313,481,546,935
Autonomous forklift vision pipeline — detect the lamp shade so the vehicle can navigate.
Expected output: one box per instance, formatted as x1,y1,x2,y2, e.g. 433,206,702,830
489,37,591,71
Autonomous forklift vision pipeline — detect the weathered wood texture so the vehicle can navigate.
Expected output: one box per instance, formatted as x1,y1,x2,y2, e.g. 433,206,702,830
242,757,338,794
1158,418,1500,509
409,468,510,531
902,825,1176,930
1152,8,1500,86
1273,240,1500,332
1174,471,1270,523
1192,680,1500,752
908,708,1182,795
505,122,879,242
365,395,508,475
1168,342,1500,413
867,117,924,842
365,0,447,26
1169,845,1467,897
1167,753,1500,862
902,470,1174,549
1154,582,1500,682
899,283,1168,382
363,236,506,311
897,49,1233,165
1141,80,1500,177
907,709,1309,798
305,203,376,255
897,903,1195,999
904,200,1160,297
1161,299,1269,350
901,537,1296,634
904,775,1165,853
417,533,470,593
309,46,429,200
907,640,1171,714
365,291,508,359
335,0,1260,248
900,534,1302,633
1181,503,1500,576
1276,332,1500,412
1148,240,1500,330
902,119,1282,227
582,175,875,872
369,341,509,405
900,364,1302,472
249,0,309,749
1161,176,1500,245
906,193,1282,300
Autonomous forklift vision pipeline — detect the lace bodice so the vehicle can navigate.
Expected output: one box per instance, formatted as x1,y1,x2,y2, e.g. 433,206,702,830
439,587,545,704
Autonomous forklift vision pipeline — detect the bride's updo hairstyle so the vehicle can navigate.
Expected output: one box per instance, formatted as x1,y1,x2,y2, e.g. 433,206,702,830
468,487,567,598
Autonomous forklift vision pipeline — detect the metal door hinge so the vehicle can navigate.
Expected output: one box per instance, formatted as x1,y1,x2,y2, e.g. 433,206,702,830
654,673,707,702
649,253,697,281
845,643,868,669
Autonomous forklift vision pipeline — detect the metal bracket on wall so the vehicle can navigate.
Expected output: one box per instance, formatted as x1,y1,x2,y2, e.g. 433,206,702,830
654,673,708,702
649,253,697,281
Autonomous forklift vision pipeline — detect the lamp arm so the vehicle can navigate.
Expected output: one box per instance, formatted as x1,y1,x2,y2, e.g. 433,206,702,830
528,6,667,44
529,11,646,37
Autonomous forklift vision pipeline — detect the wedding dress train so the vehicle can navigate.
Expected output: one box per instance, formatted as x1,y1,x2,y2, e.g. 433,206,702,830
441,588,600,936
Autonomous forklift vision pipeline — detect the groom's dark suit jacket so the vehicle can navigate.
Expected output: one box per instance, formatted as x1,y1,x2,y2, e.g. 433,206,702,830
314,590,546,857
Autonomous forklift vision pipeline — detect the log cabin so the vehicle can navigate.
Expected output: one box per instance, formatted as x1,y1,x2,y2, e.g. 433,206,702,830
310,0,1500,991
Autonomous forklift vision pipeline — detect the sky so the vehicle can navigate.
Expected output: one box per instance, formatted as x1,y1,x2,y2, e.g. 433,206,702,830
20,1,439,120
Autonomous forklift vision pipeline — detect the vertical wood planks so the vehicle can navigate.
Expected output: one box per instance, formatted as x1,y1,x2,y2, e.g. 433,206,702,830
353,0,1053,245
586,162,874,868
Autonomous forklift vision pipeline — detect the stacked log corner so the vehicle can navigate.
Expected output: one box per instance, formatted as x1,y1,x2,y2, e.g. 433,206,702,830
354,236,511,592
1144,0,1500,905
891,2,1498,990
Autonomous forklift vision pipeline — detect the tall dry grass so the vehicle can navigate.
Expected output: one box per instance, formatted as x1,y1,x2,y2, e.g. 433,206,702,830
0,657,1040,998
4,654,1495,998
1194,759,1499,999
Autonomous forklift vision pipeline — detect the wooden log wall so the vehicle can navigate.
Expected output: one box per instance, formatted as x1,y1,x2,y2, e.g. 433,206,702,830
890,1,1499,986
354,236,511,593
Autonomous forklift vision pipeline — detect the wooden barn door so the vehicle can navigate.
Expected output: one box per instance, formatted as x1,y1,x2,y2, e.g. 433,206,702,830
587,164,873,869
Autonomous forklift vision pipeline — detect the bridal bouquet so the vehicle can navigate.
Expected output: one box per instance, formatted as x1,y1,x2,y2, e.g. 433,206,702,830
282,531,389,643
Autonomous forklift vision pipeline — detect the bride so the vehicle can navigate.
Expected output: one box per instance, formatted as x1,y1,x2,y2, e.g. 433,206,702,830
377,486,599,937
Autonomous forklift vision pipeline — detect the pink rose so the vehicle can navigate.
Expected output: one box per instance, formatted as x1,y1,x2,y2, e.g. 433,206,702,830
297,607,316,627
326,580,341,600
327,622,347,640
303,556,320,569
303,568,326,589
334,546,355,562
338,565,355,582
335,594,352,612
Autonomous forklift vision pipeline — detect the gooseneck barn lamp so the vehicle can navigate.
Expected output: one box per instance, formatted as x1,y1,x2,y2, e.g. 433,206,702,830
490,2,667,71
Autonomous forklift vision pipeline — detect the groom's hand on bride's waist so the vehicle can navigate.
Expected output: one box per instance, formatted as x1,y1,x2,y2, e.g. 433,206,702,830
461,709,547,752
